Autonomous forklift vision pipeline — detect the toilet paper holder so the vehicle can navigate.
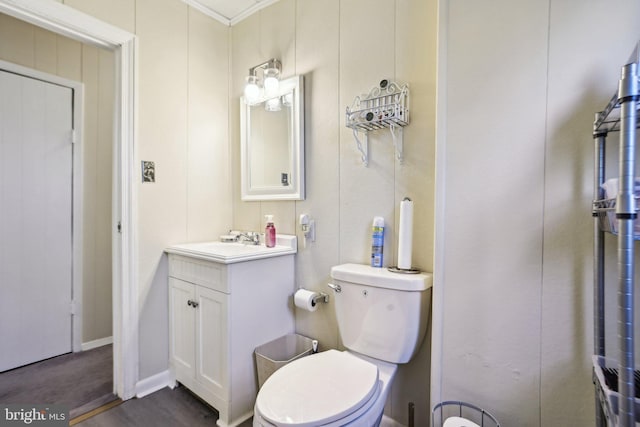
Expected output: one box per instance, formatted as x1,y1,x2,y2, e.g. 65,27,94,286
312,292,329,305
294,289,329,312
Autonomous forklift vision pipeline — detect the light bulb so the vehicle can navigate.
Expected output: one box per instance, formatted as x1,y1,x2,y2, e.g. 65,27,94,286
263,67,280,97
244,75,260,103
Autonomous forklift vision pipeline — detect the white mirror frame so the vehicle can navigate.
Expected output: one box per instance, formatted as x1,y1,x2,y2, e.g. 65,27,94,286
240,75,304,201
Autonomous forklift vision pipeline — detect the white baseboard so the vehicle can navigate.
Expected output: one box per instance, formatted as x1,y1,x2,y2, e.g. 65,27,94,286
81,336,113,351
136,369,173,399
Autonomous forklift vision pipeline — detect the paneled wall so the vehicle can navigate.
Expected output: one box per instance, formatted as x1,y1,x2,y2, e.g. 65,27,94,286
24,0,232,379
133,0,232,378
434,1,640,425
231,0,437,424
0,13,114,345
13,1,640,425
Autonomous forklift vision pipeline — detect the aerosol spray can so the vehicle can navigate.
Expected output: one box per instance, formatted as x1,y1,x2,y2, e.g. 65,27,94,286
371,216,384,267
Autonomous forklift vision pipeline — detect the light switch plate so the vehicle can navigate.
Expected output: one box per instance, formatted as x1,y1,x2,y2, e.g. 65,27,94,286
141,161,155,183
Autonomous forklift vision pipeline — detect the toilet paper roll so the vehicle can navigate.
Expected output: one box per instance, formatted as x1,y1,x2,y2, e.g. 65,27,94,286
294,289,319,312
397,198,413,270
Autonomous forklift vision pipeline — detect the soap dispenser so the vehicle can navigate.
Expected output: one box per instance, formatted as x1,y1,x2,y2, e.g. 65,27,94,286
265,215,276,248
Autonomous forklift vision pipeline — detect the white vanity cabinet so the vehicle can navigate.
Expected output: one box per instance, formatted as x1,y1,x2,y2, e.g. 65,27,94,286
166,244,295,427
169,274,228,404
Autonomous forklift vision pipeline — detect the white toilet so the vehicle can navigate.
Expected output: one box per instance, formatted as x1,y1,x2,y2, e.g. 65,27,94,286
253,263,432,427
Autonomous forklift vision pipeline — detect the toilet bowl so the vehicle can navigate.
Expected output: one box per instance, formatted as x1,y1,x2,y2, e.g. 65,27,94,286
253,264,432,427
253,350,396,427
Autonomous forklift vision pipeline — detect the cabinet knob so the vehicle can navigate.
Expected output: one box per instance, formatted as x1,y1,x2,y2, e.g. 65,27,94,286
187,299,199,308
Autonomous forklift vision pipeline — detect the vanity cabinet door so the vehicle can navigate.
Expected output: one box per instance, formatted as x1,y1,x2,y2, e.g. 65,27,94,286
196,286,228,401
169,278,196,379
167,251,295,426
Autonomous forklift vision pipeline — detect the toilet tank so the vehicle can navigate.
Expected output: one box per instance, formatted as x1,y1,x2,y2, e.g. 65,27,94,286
330,264,432,364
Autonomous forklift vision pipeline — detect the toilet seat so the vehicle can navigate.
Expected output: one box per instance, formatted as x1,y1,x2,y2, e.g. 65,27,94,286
255,350,380,427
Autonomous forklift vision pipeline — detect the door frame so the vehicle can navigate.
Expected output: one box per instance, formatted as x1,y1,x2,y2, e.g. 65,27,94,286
0,59,84,354
0,0,139,400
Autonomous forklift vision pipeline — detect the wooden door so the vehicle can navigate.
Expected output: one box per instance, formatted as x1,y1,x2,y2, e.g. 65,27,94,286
0,69,73,371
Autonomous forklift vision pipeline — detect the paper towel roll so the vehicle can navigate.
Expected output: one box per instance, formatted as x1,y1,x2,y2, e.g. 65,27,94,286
397,198,413,270
294,289,319,312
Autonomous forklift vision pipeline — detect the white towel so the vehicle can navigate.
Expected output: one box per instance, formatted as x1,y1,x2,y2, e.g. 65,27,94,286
601,177,640,199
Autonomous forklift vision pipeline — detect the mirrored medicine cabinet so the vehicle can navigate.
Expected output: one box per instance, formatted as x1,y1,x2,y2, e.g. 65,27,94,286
240,75,304,201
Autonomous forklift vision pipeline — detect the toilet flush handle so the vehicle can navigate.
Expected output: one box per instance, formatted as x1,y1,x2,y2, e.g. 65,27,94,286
327,283,341,293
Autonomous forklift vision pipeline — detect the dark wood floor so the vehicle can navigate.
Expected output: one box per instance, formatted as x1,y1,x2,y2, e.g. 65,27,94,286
75,386,253,427
0,344,114,417
0,347,255,426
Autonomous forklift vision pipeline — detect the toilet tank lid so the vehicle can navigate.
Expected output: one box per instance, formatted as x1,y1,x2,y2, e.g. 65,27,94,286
331,263,432,291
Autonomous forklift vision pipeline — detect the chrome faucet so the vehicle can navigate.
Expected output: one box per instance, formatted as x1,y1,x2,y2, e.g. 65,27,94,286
237,231,261,245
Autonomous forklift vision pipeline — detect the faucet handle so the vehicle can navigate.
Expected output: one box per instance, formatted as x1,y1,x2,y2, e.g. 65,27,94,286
237,231,261,245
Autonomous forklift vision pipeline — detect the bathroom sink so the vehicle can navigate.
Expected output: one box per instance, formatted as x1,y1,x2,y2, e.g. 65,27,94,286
165,235,297,264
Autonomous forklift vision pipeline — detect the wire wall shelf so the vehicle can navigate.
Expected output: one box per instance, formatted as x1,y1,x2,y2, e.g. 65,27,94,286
593,92,640,134
592,198,640,240
346,79,409,166
594,44,640,135
593,355,640,426
592,41,640,427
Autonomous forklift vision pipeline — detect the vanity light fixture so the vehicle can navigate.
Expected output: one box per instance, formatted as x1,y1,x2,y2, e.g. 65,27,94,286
243,58,282,104
263,66,280,97
244,75,260,102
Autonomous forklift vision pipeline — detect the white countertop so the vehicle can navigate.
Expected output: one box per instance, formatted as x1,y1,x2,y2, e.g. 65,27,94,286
165,235,297,264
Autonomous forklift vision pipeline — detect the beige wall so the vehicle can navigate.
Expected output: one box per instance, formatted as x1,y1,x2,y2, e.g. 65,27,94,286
54,0,232,378
434,0,640,425
5,1,435,423
0,13,114,344
231,0,437,424
11,0,640,425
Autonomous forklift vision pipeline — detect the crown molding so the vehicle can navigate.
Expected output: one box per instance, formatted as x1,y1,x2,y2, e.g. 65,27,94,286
182,0,281,26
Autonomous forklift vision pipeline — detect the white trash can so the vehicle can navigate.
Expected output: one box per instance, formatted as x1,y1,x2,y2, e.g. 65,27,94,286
254,333,314,388
432,401,500,427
